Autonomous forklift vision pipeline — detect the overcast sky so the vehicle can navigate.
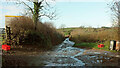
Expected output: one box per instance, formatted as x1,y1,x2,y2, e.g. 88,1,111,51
0,0,113,28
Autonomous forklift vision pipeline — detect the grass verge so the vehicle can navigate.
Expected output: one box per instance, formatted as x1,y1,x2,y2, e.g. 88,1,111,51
73,42,119,52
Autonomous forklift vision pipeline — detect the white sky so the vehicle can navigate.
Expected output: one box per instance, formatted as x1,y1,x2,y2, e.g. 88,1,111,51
55,0,113,2
0,0,113,28
1,0,113,2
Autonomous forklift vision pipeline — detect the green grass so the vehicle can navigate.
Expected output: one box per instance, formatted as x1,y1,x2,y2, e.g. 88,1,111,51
73,42,118,52
74,42,98,48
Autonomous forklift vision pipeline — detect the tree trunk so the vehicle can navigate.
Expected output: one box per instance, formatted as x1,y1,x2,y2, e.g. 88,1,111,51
33,2,40,30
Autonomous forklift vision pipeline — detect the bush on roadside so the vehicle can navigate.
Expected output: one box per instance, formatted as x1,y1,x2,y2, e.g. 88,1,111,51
8,16,64,49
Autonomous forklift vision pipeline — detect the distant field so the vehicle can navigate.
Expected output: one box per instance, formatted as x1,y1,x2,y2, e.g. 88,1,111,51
58,27,118,42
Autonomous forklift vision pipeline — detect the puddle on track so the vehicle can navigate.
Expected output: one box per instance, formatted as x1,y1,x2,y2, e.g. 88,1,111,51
45,38,85,66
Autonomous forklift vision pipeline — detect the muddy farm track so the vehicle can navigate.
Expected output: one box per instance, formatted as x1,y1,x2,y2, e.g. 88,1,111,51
2,38,120,67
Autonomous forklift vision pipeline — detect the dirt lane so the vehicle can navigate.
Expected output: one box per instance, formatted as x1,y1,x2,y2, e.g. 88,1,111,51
2,38,120,67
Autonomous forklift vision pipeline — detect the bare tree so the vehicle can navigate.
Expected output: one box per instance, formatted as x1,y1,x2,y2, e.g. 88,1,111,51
110,0,120,27
15,0,56,30
109,0,120,41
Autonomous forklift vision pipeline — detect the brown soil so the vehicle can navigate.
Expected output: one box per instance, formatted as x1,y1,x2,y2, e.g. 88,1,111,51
2,44,120,67
2,45,52,67
74,47,120,66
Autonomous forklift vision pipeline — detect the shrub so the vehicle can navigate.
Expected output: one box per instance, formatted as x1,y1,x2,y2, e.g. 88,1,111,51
69,28,118,43
8,16,64,49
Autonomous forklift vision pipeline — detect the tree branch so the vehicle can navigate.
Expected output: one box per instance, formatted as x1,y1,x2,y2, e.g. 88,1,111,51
44,0,50,7
39,10,56,20
22,1,34,14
